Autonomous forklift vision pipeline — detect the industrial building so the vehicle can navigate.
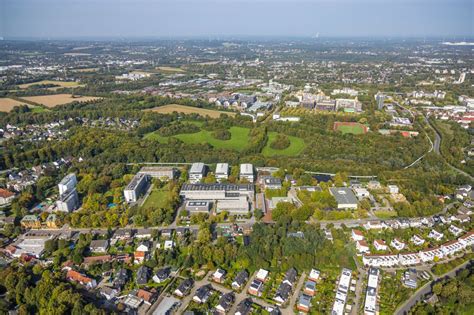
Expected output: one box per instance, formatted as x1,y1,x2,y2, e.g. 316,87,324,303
239,164,254,182
56,188,79,212
189,163,206,183
138,166,176,180
58,173,77,195
124,174,150,203
329,187,358,209
215,163,229,182
216,197,249,214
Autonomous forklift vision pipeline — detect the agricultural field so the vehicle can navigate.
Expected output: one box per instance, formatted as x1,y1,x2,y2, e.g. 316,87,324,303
145,126,250,151
18,80,84,89
0,98,30,112
333,121,368,135
18,94,102,107
147,104,236,118
262,132,305,157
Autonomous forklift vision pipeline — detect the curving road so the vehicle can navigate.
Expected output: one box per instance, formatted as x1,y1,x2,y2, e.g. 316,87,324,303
395,259,472,315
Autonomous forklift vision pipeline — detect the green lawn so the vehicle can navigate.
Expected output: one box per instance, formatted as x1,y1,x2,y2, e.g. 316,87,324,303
374,209,398,219
262,132,305,157
337,125,366,135
145,126,251,151
142,188,169,209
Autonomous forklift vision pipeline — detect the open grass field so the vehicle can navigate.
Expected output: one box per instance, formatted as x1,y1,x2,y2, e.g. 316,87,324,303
262,132,305,157
0,98,30,112
333,121,368,135
147,104,236,118
19,94,102,107
145,126,250,151
142,187,169,209
155,66,185,73
19,80,84,89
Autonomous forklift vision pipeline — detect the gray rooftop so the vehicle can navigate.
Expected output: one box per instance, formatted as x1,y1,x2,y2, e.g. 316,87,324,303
330,187,358,205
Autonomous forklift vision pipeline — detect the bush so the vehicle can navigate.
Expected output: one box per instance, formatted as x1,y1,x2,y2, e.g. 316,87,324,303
270,134,290,150
212,128,231,140
159,122,200,136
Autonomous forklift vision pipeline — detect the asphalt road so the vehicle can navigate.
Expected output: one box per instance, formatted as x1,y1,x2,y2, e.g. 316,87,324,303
395,259,472,315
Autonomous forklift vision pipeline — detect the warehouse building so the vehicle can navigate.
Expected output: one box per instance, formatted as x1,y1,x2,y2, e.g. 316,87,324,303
215,163,229,182
124,174,149,203
189,163,206,183
329,187,358,209
138,166,176,180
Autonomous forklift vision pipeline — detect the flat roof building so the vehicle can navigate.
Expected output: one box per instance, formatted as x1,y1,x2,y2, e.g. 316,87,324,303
215,163,229,182
124,173,149,203
240,164,254,182
364,268,380,315
180,183,254,200
189,163,206,183
138,166,176,180
56,189,79,212
185,200,211,214
58,173,77,196
216,197,249,214
330,187,358,209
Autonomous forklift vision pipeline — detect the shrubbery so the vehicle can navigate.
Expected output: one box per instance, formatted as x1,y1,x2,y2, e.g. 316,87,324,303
270,134,290,150
159,122,200,136
212,128,231,140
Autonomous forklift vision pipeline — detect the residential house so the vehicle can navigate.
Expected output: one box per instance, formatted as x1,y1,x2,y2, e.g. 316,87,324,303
398,252,421,266
365,221,384,230
351,229,364,241
248,279,264,296
134,250,147,264
66,269,97,289
449,225,463,237
0,188,15,205
255,269,269,282
390,238,406,251
308,269,321,282
362,254,398,267
235,298,253,315
282,268,297,286
89,239,109,253
193,284,212,304
297,294,312,312
20,215,41,229
428,230,444,241
403,269,418,289
113,268,129,290
45,213,59,228
441,240,464,256
411,235,425,246
303,281,317,296
113,229,132,241
212,268,227,284
232,270,249,290
274,283,292,306
174,278,194,297
136,266,151,285
153,267,171,284
215,292,235,314
100,286,119,300
419,247,444,263
374,239,388,251
356,240,370,253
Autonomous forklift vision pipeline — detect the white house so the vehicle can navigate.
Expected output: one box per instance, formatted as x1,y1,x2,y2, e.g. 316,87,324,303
428,230,444,241
448,225,463,237
387,185,399,194
362,254,398,267
398,252,421,266
255,269,269,282
390,238,406,251
441,240,464,256
419,247,444,263
356,240,370,253
374,240,388,251
351,229,364,241
411,235,425,246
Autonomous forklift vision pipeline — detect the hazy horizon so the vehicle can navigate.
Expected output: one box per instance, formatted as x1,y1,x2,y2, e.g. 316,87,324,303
1,0,473,39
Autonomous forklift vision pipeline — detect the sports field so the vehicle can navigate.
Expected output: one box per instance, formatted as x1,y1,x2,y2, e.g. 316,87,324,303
147,104,236,118
145,126,250,151
155,66,185,73
262,132,305,157
19,80,84,89
0,98,30,112
19,94,102,107
333,122,368,135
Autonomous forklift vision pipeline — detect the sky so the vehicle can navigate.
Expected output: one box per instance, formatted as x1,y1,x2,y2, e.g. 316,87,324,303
1,0,473,39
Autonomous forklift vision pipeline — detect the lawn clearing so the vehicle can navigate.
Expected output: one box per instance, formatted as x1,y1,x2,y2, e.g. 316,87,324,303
145,126,250,151
262,132,305,157
142,187,169,209
18,80,84,89
333,121,368,135
18,94,102,107
374,209,398,219
0,98,31,112
147,104,236,118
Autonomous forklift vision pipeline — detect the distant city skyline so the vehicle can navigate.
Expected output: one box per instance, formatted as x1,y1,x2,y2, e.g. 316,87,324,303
1,0,472,39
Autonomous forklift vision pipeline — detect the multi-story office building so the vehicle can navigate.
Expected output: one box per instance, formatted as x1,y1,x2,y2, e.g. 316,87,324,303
56,189,79,212
58,173,77,195
239,164,254,182
189,163,206,183
124,174,149,203
215,163,229,182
